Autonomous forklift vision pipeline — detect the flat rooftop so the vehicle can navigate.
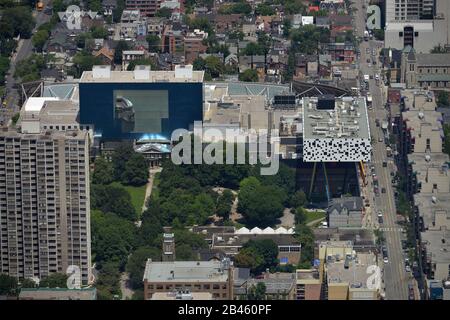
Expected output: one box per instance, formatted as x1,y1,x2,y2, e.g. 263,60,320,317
80,66,204,83
19,288,96,300
421,229,450,264
211,233,300,248
414,193,450,231
235,277,295,295
326,253,377,288
402,90,437,112
303,96,370,140
18,99,80,133
143,260,230,283
296,269,321,284
151,292,212,300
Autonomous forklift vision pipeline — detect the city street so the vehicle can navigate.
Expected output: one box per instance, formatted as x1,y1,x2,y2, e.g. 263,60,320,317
1,1,51,125
352,0,409,300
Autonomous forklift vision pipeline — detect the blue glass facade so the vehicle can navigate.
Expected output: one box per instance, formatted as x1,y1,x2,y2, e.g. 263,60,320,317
79,82,203,140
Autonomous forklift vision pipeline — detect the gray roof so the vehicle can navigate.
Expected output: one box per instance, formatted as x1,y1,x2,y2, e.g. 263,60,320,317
143,260,230,282
234,276,295,295
328,197,364,215
416,53,450,66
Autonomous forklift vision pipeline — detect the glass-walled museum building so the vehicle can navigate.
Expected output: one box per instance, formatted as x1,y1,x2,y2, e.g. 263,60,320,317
79,65,204,141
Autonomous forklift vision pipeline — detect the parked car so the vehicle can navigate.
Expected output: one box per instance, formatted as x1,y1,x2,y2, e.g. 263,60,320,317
381,187,386,193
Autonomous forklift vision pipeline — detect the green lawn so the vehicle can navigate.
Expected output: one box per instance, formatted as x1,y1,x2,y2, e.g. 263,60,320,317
123,184,147,215
305,210,326,225
110,182,147,216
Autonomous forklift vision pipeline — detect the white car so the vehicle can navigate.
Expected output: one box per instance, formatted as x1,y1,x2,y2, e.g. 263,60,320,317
383,257,389,264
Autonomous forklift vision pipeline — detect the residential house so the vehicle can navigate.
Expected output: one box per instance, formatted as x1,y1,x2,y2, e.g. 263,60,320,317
242,23,257,42
184,29,208,64
215,14,242,33
94,46,115,66
122,50,147,69
120,10,147,40
225,53,239,68
327,196,364,228
147,17,166,36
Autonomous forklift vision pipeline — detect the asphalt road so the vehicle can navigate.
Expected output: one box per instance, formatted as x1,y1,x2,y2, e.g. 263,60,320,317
351,0,409,300
1,1,51,125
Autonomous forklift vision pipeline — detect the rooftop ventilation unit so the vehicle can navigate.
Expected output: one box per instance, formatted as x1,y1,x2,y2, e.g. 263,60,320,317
92,65,111,79
133,65,150,80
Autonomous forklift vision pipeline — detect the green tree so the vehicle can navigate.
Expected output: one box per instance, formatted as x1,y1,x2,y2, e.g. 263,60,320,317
91,210,136,268
72,51,102,78
0,6,35,38
239,69,259,82
155,7,172,18
91,184,137,220
373,29,385,41
14,53,45,81
121,153,149,186
126,246,161,289
290,190,307,208
32,29,49,52
96,262,121,300
255,4,275,16
294,206,307,225
113,0,125,23
114,40,129,64
39,273,68,288
0,274,17,296
284,0,307,15
295,223,315,267
234,246,264,270
11,113,20,125
235,239,278,274
92,157,114,185
90,26,109,39
216,189,235,220
204,55,224,78
126,58,157,71
20,278,37,288
112,143,134,180
146,34,161,53
239,183,285,227
193,57,206,71
438,91,450,107
248,282,266,300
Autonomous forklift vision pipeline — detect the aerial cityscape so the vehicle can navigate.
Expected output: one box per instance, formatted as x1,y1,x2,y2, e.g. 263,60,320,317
1,0,450,304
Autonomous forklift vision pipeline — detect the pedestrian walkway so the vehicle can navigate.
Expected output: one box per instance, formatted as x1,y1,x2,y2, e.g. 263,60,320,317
378,227,404,232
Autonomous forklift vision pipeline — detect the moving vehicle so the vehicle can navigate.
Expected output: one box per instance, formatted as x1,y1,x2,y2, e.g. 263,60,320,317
364,74,370,82
366,93,372,106
383,161,387,167
381,187,386,194
383,256,389,264
378,215,383,224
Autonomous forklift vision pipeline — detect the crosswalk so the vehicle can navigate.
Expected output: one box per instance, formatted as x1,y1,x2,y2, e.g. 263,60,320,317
378,227,404,232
